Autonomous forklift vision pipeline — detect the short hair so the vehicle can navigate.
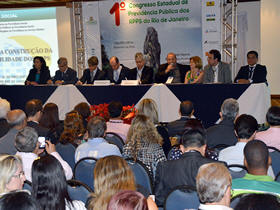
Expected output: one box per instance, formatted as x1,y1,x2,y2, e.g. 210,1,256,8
57,57,68,65
167,52,176,59
25,99,43,117
180,101,194,116
0,98,10,119
87,116,106,138
15,127,38,153
247,51,258,59
110,56,119,64
88,56,99,66
235,194,280,210
108,101,123,118
181,129,206,148
137,98,159,124
196,163,231,204
220,98,239,121
0,191,40,210
6,110,26,128
244,140,269,170
234,114,258,139
107,190,148,210
74,102,91,120
0,154,22,194
135,52,144,61
190,56,203,69
266,106,280,126
209,49,221,62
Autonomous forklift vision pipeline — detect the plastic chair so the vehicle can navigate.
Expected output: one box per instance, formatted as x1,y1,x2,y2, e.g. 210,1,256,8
105,132,125,153
73,157,98,191
227,164,247,179
164,185,199,210
125,158,153,194
23,180,32,192
230,193,251,209
56,143,76,170
268,146,280,176
67,179,93,203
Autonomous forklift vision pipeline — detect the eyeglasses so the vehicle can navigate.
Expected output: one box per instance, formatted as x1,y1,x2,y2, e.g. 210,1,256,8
12,171,25,179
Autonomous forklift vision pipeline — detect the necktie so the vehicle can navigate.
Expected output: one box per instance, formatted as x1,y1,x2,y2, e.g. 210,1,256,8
114,71,118,82
248,67,254,79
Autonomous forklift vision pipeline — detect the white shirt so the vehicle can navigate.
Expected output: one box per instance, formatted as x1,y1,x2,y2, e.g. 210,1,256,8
213,63,219,83
66,200,86,210
114,65,122,82
137,67,144,82
199,204,233,210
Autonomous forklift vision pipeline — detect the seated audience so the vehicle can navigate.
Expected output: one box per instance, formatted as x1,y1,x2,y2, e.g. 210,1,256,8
52,57,78,85
76,56,105,85
0,154,25,195
232,140,280,197
25,56,52,85
154,129,216,207
74,102,91,129
106,56,130,84
138,98,171,156
234,51,267,84
31,155,86,209
196,163,233,210
106,101,130,142
255,106,280,150
15,126,73,181
0,98,10,138
203,49,232,83
75,116,121,162
123,114,166,177
167,100,194,137
0,109,26,155
235,194,280,210
184,56,204,84
130,52,153,84
206,98,239,148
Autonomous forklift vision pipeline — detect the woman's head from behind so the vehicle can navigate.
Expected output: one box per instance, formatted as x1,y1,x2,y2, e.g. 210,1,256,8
40,103,60,129
0,155,25,194
137,98,158,124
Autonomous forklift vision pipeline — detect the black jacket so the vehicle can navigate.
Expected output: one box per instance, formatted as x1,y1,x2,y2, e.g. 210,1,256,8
155,63,190,83
234,64,267,83
105,64,131,84
52,68,78,84
129,66,154,84
25,68,51,84
167,116,192,137
79,68,106,84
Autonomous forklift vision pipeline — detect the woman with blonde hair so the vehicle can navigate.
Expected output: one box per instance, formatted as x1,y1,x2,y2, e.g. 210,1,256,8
184,56,204,84
0,154,26,195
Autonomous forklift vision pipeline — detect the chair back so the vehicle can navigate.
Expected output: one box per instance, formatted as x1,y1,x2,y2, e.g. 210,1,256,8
164,185,199,210
227,164,247,179
275,172,280,182
56,143,76,170
23,180,32,192
268,146,280,176
105,132,125,153
73,157,98,191
67,179,93,203
125,158,153,194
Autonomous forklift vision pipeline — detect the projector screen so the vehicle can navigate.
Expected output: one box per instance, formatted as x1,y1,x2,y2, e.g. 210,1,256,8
0,8,59,85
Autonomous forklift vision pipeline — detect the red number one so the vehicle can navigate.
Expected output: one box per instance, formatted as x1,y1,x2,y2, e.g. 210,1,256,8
110,2,120,26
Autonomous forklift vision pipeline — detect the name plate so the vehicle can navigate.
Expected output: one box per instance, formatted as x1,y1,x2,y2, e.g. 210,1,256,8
121,80,139,86
93,80,111,86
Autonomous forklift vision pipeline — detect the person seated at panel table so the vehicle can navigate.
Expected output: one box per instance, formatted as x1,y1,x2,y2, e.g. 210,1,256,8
234,50,267,84
129,52,153,84
155,52,190,83
25,56,52,85
184,56,204,84
76,56,106,85
52,57,78,85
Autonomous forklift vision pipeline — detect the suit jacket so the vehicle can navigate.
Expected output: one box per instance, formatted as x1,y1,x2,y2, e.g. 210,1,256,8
0,128,19,155
129,66,154,84
106,64,131,84
79,68,106,84
0,118,10,138
203,62,232,83
154,151,216,206
234,64,267,83
155,63,190,83
25,68,51,84
27,121,49,138
167,116,191,137
52,67,78,84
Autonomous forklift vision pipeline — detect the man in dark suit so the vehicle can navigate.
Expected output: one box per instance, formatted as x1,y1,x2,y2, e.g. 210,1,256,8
154,129,217,207
0,98,11,138
106,56,130,84
129,52,153,84
52,57,78,85
234,51,267,84
155,52,190,83
76,56,106,85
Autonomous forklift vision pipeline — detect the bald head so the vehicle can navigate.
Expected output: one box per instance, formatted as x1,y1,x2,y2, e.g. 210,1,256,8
109,56,120,70
166,52,177,65
7,109,26,128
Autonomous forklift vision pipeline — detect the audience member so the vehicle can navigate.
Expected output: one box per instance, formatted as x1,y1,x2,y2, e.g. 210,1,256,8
154,129,216,206
196,163,233,210
106,101,130,142
123,114,166,177
0,154,25,195
31,155,86,209
232,140,280,197
234,51,267,84
106,56,130,84
155,52,190,83
74,102,91,128
0,110,26,155
130,52,153,84
52,57,78,85
15,126,73,181
256,106,280,150
0,98,10,138
75,116,121,162
235,194,280,210
203,49,232,83
206,98,239,148
184,56,204,84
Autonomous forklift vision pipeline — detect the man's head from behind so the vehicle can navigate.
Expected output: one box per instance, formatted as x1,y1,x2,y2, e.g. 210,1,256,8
234,114,258,140
25,99,43,120
180,129,207,155
87,116,107,139
266,106,280,126
108,101,123,119
0,99,10,119
15,127,38,153
6,109,26,129
180,101,194,117
220,98,239,121
196,163,232,206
